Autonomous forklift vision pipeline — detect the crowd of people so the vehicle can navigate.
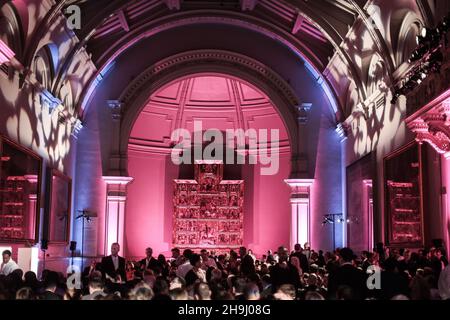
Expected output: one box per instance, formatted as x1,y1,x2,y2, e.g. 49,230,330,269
0,242,449,300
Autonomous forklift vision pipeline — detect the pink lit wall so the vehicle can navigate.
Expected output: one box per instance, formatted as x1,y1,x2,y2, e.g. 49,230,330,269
126,152,177,258
247,156,292,255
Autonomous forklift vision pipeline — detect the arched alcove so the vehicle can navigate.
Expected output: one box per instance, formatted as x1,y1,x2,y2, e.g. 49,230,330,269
126,73,292,257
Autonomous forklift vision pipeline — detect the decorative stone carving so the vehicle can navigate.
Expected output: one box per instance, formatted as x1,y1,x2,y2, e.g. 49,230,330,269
120,50,299,108
406,90,450,158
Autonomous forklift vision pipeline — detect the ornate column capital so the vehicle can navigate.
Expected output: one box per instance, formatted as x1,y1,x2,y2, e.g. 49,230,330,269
284,179,314,202
406,94,450,158
102,176,134,196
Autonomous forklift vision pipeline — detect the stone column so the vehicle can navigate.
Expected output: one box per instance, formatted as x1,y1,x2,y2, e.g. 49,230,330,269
102,176,133,256
290,103,312,179
284,179,314,251
362,179,374,251
24,175,38,240
107,100,126,176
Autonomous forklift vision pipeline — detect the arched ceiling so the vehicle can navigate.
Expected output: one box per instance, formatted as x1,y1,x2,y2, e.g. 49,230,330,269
129,74,290,153
63,0,350,70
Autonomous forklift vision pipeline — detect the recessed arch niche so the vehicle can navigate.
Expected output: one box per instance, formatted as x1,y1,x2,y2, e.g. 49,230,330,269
125,73,292,258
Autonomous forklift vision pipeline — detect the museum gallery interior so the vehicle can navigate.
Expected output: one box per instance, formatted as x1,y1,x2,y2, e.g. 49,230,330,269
0,0,450,301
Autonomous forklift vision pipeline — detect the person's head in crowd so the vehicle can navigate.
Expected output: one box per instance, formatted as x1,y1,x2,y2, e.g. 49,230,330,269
232,277,246,296
153,277,170,296
261,274,271,288
294,243,302,252
194,283,212,300
145,247,153,259
200,249,210,261
169,276,185,290
44,271,59,292
304,243,311,250
130,283,154,300
239,247,247,258
171,248,180,259
391,294,410,300
143,270,156,288
307,273,318,287
183,249,193,260
244,283,260,300
97,293,121,300
305,291,325,300
383,257,398,272
111,243,120,257
2,250,12,264
23,271,38,287
218,254,225,264
157,254,166,265
170,287,189,300
339,248,355,264
214,289,235,300
211,268,222,282
290,256,301,273
16,287,34,300
277,246,289,263
189,253,202,269
11,268,23,280
230,250,238,261
436,248,444,259
404,249,411,260
337,285,354,300
88,277,104,295
274,284,296,300
260,263,269,275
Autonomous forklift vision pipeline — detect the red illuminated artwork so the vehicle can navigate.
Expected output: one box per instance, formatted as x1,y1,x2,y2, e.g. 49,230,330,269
173,160,244,251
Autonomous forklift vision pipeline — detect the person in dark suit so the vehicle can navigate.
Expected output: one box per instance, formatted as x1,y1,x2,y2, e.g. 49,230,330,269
101,243,126,283
290,243,309,273
139,247,161,274
40,271,61,300
327,247,366,300
270,246,301,293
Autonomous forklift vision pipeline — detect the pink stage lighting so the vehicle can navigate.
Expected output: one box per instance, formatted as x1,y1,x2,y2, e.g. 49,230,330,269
0,40,15,64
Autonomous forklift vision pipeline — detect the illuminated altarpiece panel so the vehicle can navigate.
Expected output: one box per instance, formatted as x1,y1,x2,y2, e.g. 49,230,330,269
173,161,244,251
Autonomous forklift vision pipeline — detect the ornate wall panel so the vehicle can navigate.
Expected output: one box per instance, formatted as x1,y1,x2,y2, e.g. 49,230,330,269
173,161,244,251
